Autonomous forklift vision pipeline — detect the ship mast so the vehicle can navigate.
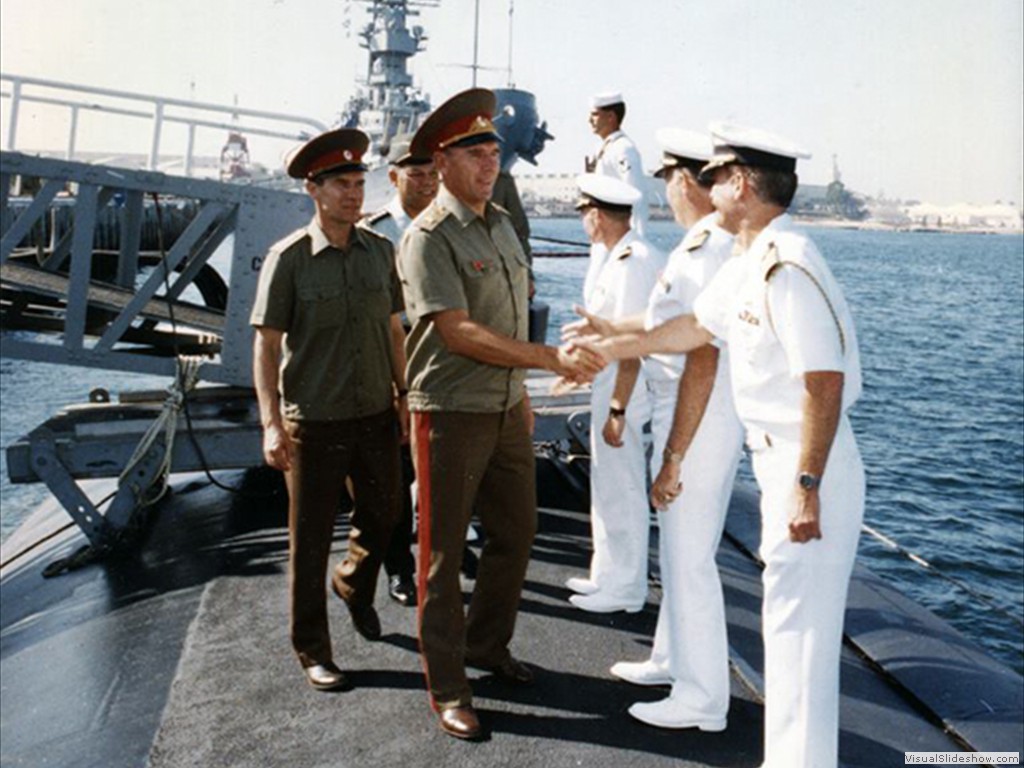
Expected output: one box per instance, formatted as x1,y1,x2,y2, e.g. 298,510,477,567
340,0,438,157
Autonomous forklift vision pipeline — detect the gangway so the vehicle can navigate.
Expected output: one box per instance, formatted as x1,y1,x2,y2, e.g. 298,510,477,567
1,150,311,549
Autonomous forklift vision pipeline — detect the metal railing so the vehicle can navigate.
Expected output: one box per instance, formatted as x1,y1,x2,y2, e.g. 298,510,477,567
1,73,329,176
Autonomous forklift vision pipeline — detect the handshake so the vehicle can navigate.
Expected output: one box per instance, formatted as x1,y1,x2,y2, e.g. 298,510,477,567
551,306,617,390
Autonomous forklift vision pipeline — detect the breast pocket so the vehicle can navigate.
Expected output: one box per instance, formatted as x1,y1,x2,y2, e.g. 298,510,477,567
361,269,392,319
297,283,346,330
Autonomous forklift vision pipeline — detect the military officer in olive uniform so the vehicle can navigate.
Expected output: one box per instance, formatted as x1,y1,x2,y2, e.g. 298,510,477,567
397,88,604,741
251,128,405,693
582,123,864,768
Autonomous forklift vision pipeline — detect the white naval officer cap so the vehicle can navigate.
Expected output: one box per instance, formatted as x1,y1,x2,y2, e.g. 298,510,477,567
574,172,641,213
699,121,812,182
590,91,625,110
653,127,713,179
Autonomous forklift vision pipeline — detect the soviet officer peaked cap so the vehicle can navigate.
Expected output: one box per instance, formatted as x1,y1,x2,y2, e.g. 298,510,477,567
385,132,433,167
574,173,641,213
699,121,811,183
410,88,503,156
286,128,370,180
653,127,713,179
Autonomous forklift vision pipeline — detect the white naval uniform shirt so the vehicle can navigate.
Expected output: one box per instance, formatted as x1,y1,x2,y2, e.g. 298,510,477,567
585,230,665,320
591,130,649,237
693,213,861,444
643,213,734,384
364,195,413,245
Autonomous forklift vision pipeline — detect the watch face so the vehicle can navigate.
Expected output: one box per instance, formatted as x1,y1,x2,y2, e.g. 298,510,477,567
799,473,820,490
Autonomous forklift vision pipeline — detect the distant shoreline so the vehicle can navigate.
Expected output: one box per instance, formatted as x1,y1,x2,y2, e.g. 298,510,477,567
527,212,1023,237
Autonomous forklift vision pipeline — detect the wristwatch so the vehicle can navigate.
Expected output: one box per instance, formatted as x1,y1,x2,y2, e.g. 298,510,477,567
608,406,626,418
663,447,685,465
798,472,821,491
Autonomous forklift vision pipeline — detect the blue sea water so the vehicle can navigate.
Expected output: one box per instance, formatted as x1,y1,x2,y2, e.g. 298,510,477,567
1,218,1022,674
532,218,1024,674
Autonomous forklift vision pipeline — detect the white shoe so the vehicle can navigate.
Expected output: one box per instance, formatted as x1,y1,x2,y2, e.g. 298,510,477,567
628,698,726,731
569,592,644,613
609,660,672,686
565,576,599,595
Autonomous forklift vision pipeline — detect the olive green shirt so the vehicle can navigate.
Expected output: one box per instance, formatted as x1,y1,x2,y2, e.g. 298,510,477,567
250,220,403,422
398,186,530,413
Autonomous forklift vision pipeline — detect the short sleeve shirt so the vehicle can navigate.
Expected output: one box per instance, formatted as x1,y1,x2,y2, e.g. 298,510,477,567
250,220,403,422
398,186,531,413
593,130,649,236
693,214,861,441
643,213,733,382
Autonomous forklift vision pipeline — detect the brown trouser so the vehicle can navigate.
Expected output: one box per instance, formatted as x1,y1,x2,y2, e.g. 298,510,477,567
411,400,537,711
284,410,401,669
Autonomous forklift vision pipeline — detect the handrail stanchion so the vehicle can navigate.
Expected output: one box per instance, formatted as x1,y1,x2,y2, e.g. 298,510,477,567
149,100,164,171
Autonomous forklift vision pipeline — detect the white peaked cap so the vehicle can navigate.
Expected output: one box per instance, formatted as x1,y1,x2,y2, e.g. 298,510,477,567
574,172,642,210
700,121,812,179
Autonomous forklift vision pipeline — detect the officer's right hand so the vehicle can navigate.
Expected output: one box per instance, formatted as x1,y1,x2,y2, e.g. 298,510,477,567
555,341,606,381
263,424,293,472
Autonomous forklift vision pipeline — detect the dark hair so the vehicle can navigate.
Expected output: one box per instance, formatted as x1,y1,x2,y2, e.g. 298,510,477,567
607,102,626,125
745,166,799,208
600,206,631,224
678,161,710,188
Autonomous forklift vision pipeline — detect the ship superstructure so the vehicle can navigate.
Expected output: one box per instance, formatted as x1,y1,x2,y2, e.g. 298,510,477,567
338,0,438,159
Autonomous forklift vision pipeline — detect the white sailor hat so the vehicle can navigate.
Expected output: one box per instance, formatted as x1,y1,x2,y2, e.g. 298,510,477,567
653,127,713,179
699,121,811,182
590,91,625,110
574,173,641,212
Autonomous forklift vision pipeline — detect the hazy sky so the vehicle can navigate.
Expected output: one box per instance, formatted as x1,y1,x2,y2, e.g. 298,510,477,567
1,0,1021,205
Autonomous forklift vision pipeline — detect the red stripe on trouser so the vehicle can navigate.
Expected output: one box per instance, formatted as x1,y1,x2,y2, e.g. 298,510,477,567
412,412,437,708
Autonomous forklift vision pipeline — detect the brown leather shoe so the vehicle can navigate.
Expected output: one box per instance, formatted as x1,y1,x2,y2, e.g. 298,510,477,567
438,705,483,740
303,662,350,692
468,655,535,685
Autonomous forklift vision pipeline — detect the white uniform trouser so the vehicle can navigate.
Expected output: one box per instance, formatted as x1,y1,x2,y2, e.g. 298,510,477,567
753,416,864,768
587,362,652,602
646,376,743,718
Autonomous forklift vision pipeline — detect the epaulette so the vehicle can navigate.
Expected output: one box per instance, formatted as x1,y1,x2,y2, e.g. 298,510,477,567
490,201,510,217
685,229,711,252
364,209,391,225
415,202,453,232
616,245,633,261
760,242,783,281
762,243,846,353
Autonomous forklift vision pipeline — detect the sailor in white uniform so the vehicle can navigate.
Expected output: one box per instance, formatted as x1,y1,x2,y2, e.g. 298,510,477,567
586,92,649,237
567,173,665,613
596,130,745,731
363,134,439,244
582,123,863,768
